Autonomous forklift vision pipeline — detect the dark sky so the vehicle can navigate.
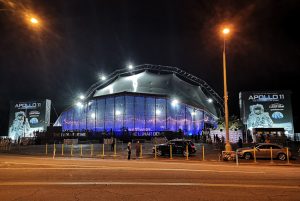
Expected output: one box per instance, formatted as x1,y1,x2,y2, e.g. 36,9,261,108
0,0,300,134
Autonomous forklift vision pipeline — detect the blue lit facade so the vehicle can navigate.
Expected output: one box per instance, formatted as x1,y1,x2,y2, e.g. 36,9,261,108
57,93,216,135
54,66,221,136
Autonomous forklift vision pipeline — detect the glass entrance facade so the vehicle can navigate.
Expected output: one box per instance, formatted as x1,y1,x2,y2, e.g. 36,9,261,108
55,93,217,135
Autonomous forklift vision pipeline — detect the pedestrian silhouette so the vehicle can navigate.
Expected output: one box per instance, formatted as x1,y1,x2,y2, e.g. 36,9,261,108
135,141,141,159
127,142,132,160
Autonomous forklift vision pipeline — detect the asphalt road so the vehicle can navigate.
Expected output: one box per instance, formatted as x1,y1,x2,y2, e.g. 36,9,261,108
0,154,300,201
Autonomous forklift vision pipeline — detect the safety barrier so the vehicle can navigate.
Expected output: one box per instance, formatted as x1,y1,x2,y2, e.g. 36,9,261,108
3,142,296,165
287,147,290,164
270,147,273,163
202,145,205,161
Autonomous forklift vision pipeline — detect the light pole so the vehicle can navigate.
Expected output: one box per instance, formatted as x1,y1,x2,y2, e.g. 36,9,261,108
222,27,232,151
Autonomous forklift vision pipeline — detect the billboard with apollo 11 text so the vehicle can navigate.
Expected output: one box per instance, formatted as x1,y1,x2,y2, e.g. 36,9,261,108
8,100,51,140
239,91,294,138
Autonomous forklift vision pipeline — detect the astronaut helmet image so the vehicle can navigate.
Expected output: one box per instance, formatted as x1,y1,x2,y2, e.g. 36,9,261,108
9,111,31,141
15,111,26,121
247,104,273,128
252,104,264,114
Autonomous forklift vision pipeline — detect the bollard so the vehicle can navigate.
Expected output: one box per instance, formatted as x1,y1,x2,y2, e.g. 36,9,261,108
91,144,94,157
71,144,73,157
270,147,273,163
253,148,257,163
80,144,83,157
154,145,157,159
236,150,239,166
53,143,56,159
202,145,205,161
61,144,64,156
45,144,48,155
287,147,290,164
113,142,117,157
139,144,143,159
102,143,105,158
186,144,189,160
170,144,173,160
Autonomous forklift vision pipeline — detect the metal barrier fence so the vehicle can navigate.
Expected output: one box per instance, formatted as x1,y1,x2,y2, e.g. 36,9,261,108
1,142,298,164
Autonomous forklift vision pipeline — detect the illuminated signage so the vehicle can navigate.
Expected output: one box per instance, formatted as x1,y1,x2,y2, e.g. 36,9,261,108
8,100,51,140
239,91,294,138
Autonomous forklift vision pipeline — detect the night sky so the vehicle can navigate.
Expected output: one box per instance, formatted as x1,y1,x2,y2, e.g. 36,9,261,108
0,0,300,134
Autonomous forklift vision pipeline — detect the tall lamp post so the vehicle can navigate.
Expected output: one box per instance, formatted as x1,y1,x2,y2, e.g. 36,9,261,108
222,27,232,151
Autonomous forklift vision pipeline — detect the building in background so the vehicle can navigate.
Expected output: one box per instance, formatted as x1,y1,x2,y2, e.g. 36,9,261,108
54,64,223,136
239,91,294,140
8,100,51,140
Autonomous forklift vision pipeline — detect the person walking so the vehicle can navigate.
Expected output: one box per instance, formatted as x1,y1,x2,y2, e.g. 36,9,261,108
238,137,243,148
135,141,141,159
127,142,132,160
111,138,115,151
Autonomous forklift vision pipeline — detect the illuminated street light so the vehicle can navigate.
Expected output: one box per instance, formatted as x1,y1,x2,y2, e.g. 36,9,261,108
30,17,38,24
115,110,122,116
221,26,232,151
1,8,41,28
91,113,96,118
222,28,230,35
191,112,196,116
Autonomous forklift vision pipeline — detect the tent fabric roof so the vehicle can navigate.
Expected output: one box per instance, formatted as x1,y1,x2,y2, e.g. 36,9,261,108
93,71,218,116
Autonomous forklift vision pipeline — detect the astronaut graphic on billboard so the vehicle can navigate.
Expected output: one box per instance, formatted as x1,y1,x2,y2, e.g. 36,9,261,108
9,111,31,140
247,104,273,128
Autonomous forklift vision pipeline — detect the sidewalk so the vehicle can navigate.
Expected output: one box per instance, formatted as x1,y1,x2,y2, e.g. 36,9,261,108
1,142,299,165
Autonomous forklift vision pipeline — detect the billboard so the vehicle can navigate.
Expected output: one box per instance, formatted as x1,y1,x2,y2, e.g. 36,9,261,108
239,91,294,138
8,100,51,140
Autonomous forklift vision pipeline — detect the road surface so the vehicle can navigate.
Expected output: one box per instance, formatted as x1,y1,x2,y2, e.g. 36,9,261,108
0,154,300,201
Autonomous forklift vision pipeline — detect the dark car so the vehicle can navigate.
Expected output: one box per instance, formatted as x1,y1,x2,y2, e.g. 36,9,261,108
153,139,196,157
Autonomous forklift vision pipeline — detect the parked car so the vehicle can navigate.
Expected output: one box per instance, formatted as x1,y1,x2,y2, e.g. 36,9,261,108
237,143,291,161
153,139,196,156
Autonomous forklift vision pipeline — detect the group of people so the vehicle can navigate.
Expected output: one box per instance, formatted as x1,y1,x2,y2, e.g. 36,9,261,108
126,141,141,160
109,138,141,160
0,137,12,150
201,133,225,145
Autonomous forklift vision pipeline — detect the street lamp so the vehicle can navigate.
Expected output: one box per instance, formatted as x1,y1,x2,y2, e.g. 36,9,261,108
1,8,41,28
222,27,232,151
30,17,39,24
